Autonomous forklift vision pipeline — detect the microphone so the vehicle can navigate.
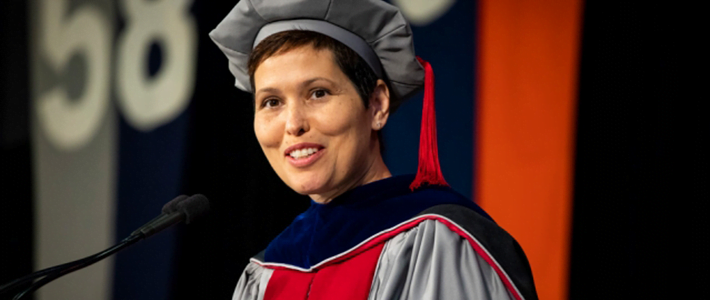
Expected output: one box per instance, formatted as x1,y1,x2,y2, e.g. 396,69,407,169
0,194,210,299
132,194,210,238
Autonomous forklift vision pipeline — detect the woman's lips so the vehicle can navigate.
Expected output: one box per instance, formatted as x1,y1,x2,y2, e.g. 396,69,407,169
287,148,325,168
284,143,325,168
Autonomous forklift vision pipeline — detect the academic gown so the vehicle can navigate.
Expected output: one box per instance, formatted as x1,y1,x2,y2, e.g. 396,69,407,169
233,175,538,300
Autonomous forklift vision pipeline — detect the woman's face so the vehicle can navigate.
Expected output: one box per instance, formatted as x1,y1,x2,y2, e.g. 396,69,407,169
252,45,389,202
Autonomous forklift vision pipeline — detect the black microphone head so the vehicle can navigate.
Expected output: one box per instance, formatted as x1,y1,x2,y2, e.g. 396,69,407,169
162,195,189,214
178,194,210,224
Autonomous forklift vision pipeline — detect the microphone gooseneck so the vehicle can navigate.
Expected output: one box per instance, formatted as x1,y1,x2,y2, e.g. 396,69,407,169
0,194,210,299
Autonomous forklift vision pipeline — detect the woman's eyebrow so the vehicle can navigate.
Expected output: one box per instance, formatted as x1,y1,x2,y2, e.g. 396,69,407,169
301,77,337,88
255,87,280,96
256,78,336,95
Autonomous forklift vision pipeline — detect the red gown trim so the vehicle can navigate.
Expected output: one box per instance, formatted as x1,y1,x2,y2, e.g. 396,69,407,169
256,215,524,300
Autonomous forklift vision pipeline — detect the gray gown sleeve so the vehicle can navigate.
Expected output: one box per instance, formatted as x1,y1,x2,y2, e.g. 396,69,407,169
368,219,516,300
232,261,274,300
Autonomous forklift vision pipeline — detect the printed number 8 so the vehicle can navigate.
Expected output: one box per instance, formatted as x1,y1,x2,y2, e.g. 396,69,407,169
116,0,197,131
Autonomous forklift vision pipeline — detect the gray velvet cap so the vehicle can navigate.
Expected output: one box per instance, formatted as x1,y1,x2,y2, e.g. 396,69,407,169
209,0,425,107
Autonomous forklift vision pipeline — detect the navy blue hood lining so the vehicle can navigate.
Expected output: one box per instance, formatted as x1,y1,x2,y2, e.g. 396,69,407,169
264,175,491,269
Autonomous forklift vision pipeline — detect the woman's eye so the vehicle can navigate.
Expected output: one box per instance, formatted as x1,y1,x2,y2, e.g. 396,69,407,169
263,99,280,108
311,89,328,99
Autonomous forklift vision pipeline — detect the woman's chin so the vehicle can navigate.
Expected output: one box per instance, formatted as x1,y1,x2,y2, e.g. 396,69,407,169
286,176,329,196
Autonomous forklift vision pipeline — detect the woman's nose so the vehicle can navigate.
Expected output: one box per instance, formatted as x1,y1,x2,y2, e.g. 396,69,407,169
285,103,309,136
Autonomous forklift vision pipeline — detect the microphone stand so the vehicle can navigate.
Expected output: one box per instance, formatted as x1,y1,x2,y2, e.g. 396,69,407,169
10,234,143,300
0,254,94,291
0,194,208,299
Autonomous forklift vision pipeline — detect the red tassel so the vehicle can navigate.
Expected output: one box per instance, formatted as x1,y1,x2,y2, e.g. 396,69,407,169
410,57,449,190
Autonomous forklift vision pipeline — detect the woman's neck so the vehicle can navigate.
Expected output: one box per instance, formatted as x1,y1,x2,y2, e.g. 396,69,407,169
310,152,391,204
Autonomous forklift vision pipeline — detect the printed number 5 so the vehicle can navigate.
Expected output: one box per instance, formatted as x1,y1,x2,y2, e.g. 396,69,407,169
36,0,111,150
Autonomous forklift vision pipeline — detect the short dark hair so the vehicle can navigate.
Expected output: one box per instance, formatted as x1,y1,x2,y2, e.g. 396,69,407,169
248,30,382,107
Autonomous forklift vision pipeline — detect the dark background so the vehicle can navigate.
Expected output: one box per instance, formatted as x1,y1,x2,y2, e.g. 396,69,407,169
569,2,705,299
1,0,34,297
1,1,705,299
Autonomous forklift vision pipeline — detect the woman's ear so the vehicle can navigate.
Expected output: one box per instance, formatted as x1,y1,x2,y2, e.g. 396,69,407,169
370,79,390,131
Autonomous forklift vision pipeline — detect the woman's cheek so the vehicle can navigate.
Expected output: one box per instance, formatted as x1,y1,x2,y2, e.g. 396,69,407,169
254,115,282,149
316,103,357,136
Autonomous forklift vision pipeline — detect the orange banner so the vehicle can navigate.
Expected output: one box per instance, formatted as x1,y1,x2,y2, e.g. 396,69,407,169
476,0,582,299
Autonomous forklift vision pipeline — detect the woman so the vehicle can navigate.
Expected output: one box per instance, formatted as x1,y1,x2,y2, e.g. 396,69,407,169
210,0,537,299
